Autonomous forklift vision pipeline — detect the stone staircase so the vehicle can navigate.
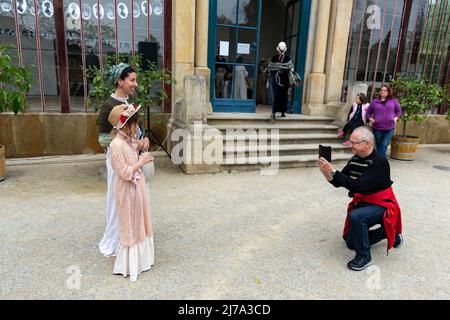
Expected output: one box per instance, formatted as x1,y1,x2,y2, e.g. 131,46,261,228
206,113,353,172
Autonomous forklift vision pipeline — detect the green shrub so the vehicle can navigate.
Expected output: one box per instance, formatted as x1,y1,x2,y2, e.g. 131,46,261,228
0,44,32,114
391,75,447,137
87,54,175,113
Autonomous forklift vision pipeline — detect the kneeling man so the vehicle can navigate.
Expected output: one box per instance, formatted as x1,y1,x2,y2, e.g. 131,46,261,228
317,126,403,271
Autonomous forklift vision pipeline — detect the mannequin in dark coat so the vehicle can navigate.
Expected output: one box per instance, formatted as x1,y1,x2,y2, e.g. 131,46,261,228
271,42,291,120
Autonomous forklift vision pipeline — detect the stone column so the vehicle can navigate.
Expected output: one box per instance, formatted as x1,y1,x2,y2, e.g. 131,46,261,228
305,0,331,107
172,0,196,104
194,0,212,110
325,0,353,103
195,0,209,68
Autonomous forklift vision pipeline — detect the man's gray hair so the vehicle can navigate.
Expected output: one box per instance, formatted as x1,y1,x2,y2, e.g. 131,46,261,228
353,126,375,145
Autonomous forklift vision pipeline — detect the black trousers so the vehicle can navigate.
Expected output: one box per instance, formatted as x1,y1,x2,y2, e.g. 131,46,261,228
272,82,288,114
345,204,386,260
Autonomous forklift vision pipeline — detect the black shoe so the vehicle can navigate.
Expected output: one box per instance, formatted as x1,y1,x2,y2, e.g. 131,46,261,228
270,113,276,121
347,256,372,271
280,113,286,117
393,234,403,248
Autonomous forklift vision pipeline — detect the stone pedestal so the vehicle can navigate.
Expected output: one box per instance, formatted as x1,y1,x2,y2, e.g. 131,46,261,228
301,103,328,116
333,83,369,125
302,102,347,123
347,83,369,104
195,66,212,112
167,75,222,174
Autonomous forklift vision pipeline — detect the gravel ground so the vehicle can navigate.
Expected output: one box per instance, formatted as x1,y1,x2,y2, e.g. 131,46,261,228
1,145,449,299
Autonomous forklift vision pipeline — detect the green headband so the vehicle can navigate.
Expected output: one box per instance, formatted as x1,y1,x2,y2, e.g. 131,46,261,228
107,63,131,85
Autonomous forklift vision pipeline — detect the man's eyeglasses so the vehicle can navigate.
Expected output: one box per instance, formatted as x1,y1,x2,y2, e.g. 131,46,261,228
348,140,366,145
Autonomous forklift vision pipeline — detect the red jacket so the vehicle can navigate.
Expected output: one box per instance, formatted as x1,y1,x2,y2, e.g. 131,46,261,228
343,187,402,251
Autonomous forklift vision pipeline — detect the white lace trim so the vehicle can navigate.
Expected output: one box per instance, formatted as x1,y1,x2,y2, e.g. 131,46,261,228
110,93,130,104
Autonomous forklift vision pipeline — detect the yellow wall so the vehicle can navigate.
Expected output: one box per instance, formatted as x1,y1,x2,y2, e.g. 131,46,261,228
0,113,171,158
394,116,450,144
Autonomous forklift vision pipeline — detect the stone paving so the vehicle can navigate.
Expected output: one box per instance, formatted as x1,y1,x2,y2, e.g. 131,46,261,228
1,145,449,299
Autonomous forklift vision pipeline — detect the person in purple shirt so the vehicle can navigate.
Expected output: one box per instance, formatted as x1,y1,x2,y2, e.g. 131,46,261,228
366,85,402,157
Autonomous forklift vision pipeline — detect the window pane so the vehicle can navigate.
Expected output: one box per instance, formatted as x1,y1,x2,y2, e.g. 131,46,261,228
100,0,116,57
217,0,237,25
239,0,258,27
64,1,87,111
116,0,132,54
292,2,300,36
216,26,236,62
285,3,293,39
288,36,297,65
214,61,230,98
237,28,257,64
135,0,165,68
138,0,166,113
18,0,59,111
214,65,254,100
0,1,16,47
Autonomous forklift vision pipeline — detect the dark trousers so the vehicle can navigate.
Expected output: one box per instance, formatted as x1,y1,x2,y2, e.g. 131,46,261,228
345,204,386,260
373,128,395,158
272,83,288,114
342,118,364,140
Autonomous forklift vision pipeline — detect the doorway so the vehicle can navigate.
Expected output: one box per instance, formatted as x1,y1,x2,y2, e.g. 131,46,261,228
208,0,311,114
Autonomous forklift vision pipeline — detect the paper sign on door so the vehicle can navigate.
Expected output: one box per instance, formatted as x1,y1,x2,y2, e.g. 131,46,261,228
237,43,250,55
219,41,229,56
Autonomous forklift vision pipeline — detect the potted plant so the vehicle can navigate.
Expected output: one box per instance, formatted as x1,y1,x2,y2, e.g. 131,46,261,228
0,44,32,181
389,75,447,160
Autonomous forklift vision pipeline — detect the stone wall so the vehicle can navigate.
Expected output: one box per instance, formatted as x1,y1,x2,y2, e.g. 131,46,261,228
394,116,450,144
0,113,171,158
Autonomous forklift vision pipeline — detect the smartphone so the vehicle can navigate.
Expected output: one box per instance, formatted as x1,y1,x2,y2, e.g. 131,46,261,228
319,145,332,162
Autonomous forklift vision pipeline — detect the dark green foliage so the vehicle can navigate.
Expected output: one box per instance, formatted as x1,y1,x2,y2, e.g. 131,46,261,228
87,54,175,113
0,44,33,114
391,75,448,137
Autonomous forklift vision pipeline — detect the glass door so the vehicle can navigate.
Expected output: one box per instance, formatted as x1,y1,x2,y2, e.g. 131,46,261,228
284,0,311,114
208,0,262,112
284,0,301,114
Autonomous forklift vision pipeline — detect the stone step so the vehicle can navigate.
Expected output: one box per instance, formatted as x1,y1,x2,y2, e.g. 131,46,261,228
208,119,334,126
212,123,339,130
248,151,347,159
221,133,342,144
223,143,351,157
207,113,334,126
205,113,348,172
227,149,352,158
222,153,352,172
207,112,334,121
223,153,352,164
215,126,339,135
